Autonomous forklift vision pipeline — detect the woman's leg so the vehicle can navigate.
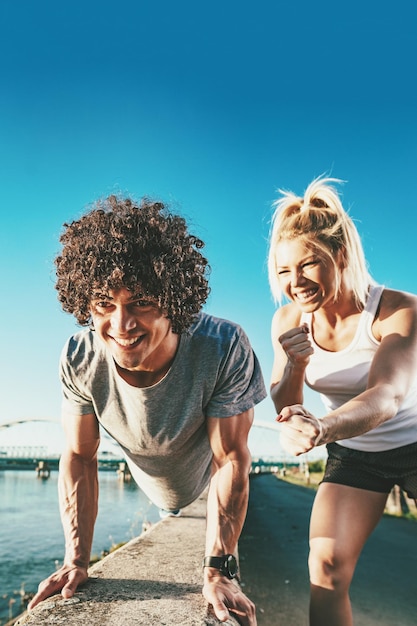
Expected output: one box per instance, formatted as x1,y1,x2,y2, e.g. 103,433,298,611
308,483,387,626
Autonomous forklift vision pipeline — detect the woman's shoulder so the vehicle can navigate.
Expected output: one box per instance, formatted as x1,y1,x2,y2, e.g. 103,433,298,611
374,288,417,338
271,302,302,335
379,287,417,313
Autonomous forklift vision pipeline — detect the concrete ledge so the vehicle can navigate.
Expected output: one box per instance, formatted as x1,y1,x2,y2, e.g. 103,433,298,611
14,492,240,626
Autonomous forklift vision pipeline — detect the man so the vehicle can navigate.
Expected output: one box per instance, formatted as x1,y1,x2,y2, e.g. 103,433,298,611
29,195,266,625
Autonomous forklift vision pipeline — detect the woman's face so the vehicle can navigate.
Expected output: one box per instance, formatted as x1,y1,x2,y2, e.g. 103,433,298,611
274,238,340,311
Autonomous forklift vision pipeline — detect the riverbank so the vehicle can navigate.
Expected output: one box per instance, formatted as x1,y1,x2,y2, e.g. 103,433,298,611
0,469,159,626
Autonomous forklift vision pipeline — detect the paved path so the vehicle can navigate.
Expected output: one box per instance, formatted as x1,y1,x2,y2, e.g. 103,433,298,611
239,473,417,626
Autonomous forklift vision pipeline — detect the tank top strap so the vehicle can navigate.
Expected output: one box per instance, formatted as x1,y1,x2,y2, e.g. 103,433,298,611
364,283,384,317
359,283,384,339
300,284,384,334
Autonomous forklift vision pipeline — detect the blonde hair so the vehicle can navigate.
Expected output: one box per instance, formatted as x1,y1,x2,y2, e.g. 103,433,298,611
267,177,371,306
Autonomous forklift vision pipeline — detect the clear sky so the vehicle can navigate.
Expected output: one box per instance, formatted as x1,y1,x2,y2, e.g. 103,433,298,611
1,0,416,457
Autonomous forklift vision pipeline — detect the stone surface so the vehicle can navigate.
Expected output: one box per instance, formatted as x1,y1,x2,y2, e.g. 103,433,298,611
14,493,240,626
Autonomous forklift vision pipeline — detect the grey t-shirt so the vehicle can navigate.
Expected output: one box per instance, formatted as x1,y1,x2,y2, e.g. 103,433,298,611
60,311,267,509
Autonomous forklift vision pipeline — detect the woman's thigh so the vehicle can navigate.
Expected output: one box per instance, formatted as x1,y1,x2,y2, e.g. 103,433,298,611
309,483,388,580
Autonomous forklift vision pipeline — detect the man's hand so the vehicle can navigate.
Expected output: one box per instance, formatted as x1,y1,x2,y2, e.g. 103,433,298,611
28,564,88,610
276,404,323,456
203,571,257,625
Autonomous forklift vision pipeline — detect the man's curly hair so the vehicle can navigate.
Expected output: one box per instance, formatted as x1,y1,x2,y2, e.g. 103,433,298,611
55,195,211,334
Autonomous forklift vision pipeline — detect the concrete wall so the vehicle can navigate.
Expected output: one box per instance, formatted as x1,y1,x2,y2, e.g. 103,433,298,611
13,492,240,626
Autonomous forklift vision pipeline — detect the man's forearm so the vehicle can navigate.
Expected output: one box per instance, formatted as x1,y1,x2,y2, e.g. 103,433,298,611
58,449,99,569
205,456,251,556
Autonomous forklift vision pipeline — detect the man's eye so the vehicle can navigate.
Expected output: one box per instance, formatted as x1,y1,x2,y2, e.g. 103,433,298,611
95,301,111,309
134,300,156,308
277,269,289,276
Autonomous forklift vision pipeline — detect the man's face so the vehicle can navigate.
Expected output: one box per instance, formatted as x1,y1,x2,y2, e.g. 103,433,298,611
89,287,176,373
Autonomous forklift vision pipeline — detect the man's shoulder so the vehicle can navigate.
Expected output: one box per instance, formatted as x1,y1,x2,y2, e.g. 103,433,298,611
64,327,95,351
61,329,105,369
189,311,244,343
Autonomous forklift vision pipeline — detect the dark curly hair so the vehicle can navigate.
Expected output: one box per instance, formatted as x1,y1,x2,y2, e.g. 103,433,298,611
55,195,211,334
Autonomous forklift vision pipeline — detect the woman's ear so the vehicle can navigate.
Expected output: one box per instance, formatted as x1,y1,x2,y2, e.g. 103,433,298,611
335,246,347,270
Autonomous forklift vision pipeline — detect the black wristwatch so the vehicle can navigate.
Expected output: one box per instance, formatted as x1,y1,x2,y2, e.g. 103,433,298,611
203,554,239,580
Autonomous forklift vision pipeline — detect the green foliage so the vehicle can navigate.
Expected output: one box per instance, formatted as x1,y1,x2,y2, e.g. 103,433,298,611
308,459,326,474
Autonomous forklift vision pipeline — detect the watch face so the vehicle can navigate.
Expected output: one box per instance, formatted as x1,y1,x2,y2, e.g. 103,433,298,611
223,554,238,579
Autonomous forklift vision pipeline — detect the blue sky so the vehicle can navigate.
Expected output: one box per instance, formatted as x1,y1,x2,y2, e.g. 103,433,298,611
1,0,416,457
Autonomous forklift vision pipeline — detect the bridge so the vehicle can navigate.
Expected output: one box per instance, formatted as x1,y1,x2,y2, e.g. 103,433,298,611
0,417,326,473
1,418,282,433
0,417,314,475
0,417,59,430
0,448,290,474
0,410,326,472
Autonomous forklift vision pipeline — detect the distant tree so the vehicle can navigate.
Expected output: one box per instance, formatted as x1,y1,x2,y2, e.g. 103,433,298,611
308,459,326,474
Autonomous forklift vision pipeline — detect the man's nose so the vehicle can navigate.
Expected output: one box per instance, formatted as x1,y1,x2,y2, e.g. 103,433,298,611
110,307,137,332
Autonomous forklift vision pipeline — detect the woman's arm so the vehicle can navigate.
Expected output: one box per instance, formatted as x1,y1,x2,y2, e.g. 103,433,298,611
270,305,313,413
278,290,417,455
320,290,417,442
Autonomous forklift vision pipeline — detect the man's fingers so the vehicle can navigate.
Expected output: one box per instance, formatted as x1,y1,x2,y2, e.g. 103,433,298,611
61,585,76,599
214,592,257,626
203,576,256,626
212,601,230,623
61,568,84,598
28,567,87,610
28,585,60,611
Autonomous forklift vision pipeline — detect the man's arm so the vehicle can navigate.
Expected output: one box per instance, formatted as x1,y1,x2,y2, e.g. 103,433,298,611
28,411,100,609
203,409,257,626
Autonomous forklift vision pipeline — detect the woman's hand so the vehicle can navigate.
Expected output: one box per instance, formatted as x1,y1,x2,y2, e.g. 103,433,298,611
278,323,313,368
276,404,324,456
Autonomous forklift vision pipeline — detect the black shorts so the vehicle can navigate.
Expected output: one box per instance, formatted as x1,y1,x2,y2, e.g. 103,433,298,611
322,441,417,499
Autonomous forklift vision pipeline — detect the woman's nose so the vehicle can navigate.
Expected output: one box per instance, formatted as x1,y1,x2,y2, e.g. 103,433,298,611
291,268,307,286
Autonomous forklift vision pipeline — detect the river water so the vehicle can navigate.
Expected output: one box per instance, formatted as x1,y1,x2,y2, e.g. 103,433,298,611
0,469,159,625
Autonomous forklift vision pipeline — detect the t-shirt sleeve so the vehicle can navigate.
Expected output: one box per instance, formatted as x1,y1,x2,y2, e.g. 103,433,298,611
205,326,267,418
59,337,95,416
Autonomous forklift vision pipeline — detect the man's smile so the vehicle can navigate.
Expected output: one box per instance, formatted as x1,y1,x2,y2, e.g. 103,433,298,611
110,335,144,348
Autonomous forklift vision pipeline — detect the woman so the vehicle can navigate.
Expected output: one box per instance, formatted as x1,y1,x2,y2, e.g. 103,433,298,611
267,177,417,626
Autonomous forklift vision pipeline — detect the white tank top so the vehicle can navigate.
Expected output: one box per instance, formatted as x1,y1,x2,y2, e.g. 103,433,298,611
301,284,417,451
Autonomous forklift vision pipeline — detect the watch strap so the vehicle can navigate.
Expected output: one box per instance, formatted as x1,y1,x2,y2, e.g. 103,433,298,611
203,556,224,569
203,554,239,580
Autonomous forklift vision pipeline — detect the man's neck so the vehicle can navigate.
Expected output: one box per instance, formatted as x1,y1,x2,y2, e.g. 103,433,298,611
115,334,180,388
